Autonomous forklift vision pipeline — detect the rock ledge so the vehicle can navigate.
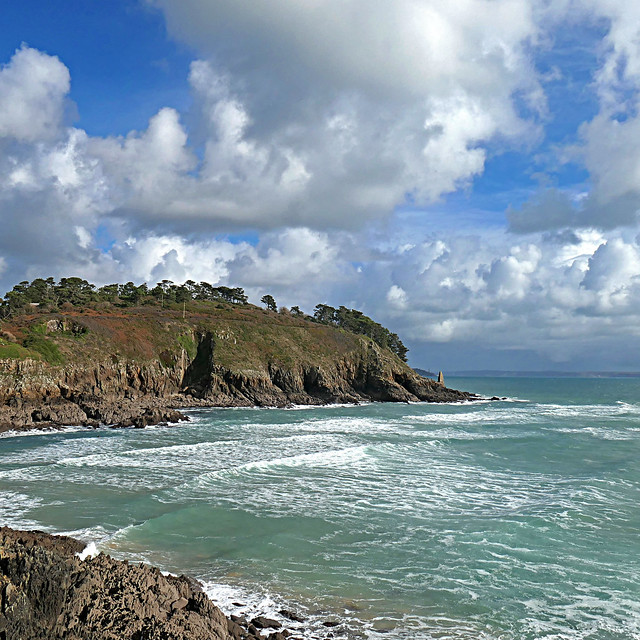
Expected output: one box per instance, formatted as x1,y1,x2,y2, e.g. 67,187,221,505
0,527,302,640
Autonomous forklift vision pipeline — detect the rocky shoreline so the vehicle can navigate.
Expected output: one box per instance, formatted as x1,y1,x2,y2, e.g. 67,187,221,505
0,335,475,433
0,526,328,640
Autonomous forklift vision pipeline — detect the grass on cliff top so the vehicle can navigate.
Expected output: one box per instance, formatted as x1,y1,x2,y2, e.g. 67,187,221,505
0,301,404,373
0,339,34,360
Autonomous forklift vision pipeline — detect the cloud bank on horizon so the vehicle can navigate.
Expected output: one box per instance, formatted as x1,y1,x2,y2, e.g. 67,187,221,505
2,0,640,370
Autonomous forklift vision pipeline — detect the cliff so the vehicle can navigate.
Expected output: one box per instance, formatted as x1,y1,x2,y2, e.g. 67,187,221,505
0,526,299,640
0,304,473,432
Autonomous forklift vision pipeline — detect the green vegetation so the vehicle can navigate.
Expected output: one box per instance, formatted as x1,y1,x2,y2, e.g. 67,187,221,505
0,340,33,360
260,294,277,312
312,304,408,362
0,277,409,362
21,326,64,364
176,332,197,360
0,277,250,318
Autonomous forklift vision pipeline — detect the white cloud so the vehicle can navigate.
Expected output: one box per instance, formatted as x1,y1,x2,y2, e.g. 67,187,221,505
6,11,640,370
153,0,539,101
0,10,544,245
88,107,195,218
0,46,70,143
483,244,541,300
142,0,543,225
357,228,640,364
508,1,640,234
386,285,408,310
111,234,246,284
580,238,640,311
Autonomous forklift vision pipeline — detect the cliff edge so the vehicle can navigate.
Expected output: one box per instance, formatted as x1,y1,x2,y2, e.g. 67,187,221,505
0,304,473,432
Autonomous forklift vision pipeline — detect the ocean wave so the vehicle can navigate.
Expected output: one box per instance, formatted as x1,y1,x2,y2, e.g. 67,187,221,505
408,408,533,426
533,402,640,418
0,425,89,439
55,439,230,468
546,425,638,440
202,581,310,635
192,445,370,488
0,491,46,530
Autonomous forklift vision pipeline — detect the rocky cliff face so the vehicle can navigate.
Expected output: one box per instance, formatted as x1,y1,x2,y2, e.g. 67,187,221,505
182,330,469,406
0,527,297,640
0,309,473,432
0,357,188,432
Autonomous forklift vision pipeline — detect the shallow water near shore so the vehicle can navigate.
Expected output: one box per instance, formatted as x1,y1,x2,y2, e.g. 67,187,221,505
2,377,640,639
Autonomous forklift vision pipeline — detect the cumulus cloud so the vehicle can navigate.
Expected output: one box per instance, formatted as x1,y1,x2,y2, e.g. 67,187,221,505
7,7,640,370
86,225,640,368
356,228,640,365
143,0,543,226
579,238,640,311
0,46,70,143
510,1,640,235
152,0,539,102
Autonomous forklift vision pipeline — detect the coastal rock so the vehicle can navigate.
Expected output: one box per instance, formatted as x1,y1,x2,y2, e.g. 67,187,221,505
279,609,306,622
0,527,234,640
251,616,282,629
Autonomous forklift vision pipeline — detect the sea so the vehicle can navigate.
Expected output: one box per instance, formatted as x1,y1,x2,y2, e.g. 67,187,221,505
1,377,639,639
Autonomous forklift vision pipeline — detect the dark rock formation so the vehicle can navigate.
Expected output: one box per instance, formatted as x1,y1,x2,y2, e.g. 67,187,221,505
0,527,231,640
0,357,191,433
0,527,306,640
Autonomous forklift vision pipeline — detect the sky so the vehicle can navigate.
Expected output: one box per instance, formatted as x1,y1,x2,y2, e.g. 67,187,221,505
2,1,640,371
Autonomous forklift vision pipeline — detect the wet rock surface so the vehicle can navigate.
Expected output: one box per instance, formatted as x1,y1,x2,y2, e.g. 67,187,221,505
0,527,315,640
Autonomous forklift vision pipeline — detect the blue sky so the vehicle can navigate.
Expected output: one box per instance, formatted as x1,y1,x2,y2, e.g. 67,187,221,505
0,1,192,136
2,0,640,371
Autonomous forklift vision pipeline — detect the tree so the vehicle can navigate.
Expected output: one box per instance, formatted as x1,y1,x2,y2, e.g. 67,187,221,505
118,281,145,305
261,294,277,312
27,278,56,305
173,285,191,303
230,287,248,304
290,305,303,317
313,304,336,324
98,283,120,302
55,277,95,306
195,281,217,301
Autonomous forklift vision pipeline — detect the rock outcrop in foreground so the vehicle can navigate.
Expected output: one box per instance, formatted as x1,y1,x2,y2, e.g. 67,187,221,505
0,305,474,432
0,527,295,640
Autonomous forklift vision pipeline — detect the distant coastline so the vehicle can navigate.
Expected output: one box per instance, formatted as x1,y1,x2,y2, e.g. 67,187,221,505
444,370,640,378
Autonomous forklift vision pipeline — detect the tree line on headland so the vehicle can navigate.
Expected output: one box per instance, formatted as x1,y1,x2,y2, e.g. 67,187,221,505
0,277,408,361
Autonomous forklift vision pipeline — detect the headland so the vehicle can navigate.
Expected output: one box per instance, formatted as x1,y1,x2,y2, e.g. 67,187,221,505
0,285,473,433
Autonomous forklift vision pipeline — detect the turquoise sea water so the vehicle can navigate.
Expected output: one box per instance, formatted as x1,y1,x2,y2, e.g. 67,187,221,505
1,377,640,639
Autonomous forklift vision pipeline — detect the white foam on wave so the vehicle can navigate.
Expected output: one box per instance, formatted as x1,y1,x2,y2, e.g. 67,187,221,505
408,407,532,426
193,445,369,488
293,416,398,436
0,425,89,439
56,439,227,468
0,490,45,530
412,426,538,441
549,424,637,440
202,580,361,640
286,402,372,410
60,524,114,544
203,581,288,620
535,401,640,418
76,541,99,560
245,445,367,471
